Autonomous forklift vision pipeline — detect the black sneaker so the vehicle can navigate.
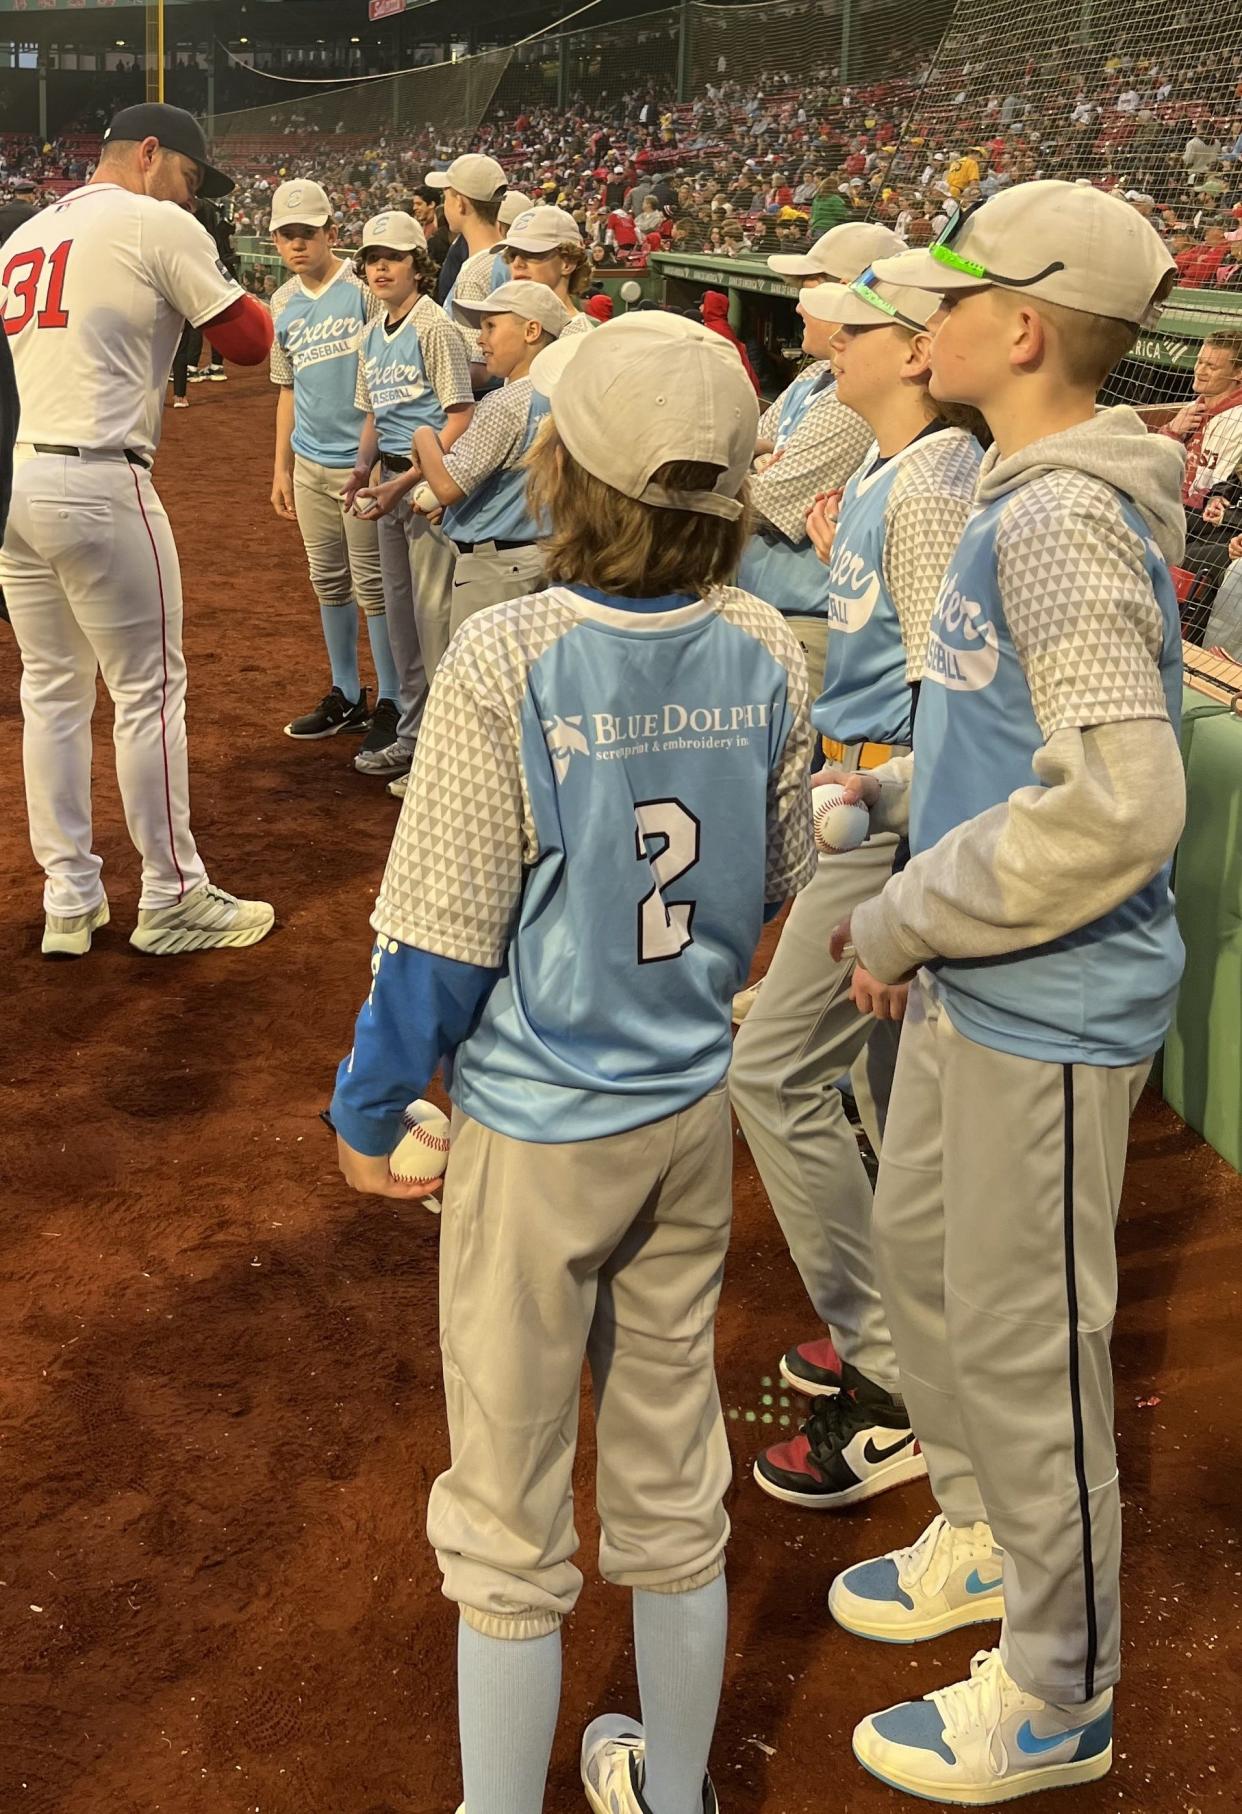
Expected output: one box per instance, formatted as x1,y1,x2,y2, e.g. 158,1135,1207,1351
284,686,370,741
753,1363,927,1510
354,697,410,775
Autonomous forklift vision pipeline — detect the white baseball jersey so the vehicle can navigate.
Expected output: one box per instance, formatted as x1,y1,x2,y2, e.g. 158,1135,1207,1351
0,182,242,458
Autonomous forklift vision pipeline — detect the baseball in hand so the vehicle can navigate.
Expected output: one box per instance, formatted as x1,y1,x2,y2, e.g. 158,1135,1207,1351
812,785,869,855
389,1099,451,1196
412,482,439,514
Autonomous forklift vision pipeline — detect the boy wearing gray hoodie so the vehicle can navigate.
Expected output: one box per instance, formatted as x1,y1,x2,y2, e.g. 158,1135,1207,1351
816,184,1187,1805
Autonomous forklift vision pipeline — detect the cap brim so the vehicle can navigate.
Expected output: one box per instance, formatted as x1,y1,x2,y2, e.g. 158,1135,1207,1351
271,213,332,233
424,172,451,190
504,236,560,255
529,333,585,397
198,161,234,200
870,249,988,293
767,252,826,277
799,282,884,325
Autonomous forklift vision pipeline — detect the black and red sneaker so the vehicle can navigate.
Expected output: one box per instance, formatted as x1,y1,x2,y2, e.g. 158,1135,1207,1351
753,1366,927,1510
780,1335,845,1399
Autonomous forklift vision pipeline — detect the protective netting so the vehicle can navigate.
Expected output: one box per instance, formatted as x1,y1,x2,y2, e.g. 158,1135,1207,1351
210,46,514,163
887,0,1242,644
208,0,1242,647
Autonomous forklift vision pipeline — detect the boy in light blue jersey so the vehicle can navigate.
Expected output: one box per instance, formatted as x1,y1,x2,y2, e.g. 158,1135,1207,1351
268,179,401,750
331,315,815,1814
734,221,901,687
341,211,473,781
823,184,1187,1805
734,270,983,1518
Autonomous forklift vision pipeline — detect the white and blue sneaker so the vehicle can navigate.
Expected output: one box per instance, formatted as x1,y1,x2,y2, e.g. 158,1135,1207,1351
853,1648,1113,1804
829,1512,1004,1643
581,1716,720,1814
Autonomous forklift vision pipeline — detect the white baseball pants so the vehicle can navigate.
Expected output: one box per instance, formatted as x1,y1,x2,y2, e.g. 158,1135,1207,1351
1,447,207,915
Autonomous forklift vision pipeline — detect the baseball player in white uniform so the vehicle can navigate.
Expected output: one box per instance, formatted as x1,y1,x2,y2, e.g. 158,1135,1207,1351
0,103,277,957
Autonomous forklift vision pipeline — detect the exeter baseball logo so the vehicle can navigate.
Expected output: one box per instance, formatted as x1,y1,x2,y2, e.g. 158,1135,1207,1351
924,575,1000,691
543,714,590,781
825,543,882,632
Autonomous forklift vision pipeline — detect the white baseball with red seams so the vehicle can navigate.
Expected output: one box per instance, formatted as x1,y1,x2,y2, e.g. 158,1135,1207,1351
812,785,870,856
390,1099,452,1183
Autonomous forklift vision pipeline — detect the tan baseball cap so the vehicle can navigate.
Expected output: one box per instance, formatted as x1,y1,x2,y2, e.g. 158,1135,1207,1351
453,279,572,339
872,181,1176,325
498,189,535,227
530,315,758,521
768,220,903,280
800,270,940,332
504,204,583,253
270,179,332,233
425,153,507,203
360,211,427,254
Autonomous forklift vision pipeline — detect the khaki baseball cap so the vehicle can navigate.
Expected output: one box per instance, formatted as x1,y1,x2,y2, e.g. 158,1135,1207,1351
498,189,535,227
768,220,903,280
872,181,1176,325
360,211,427,254
270,179,332,233
425,153,507,203
800,269,940,332
504,205,583,253
453,279,572,339
530,315,758,521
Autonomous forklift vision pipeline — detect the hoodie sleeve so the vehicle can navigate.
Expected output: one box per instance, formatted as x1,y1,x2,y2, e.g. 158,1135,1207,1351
849,474,1185,982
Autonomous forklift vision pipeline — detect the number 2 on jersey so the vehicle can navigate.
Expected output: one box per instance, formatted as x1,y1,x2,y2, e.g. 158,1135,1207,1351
2,241,72,336
635,798,701,963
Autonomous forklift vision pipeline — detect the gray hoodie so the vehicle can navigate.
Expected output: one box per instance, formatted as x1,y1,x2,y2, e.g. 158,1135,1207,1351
849,407,1189,991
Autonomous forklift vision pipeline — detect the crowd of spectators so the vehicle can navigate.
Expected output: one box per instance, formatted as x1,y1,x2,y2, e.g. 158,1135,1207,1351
4,25,1242,290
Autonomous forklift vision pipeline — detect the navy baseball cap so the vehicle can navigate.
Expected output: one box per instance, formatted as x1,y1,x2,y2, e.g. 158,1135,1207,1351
104,103,233,199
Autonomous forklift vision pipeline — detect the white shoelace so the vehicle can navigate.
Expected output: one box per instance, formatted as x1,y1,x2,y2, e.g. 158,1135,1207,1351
930,1649,1014,1780
895,1513,995,1598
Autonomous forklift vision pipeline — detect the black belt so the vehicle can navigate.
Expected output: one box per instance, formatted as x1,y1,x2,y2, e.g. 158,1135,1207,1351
452,538,531,555
380,452,412,473
33,443,150,469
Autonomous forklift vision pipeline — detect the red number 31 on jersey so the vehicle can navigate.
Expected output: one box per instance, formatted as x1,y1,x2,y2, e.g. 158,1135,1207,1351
2,240,73,335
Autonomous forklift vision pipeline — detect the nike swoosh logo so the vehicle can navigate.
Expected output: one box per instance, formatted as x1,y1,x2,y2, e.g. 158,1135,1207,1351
862,1431,916,1465
1015,1719,1091,1757
965,1568,1004,1596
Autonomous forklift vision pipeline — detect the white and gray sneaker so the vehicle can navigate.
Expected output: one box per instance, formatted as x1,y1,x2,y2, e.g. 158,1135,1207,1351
386,773,408,800
829,1512,1004,1643
129,882,275,956
582,1716,719,1814
853,1648,1113,1804
43,895,110,959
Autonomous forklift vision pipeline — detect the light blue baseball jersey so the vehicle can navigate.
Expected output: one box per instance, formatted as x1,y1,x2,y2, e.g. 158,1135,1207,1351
912,482,1184,1065
270,261,373,469
813,427,982,746
356,293,473,459
332,585,815,1152
441,379,549,546
738,365,869,621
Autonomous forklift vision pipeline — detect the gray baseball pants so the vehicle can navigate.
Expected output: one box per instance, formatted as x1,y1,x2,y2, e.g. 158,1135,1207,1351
427,1087,734,1640
730,840,903,1392
377,497,456,750
872,976,1150,1702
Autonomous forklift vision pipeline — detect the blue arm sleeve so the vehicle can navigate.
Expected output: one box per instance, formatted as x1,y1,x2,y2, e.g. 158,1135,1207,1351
330,939,501,1157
